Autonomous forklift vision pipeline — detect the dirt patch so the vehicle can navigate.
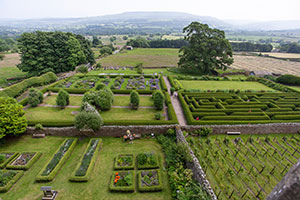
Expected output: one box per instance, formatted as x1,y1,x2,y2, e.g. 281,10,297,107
0,53,20,68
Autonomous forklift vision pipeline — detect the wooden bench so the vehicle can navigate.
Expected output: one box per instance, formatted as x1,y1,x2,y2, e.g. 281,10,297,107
41,186,57,200
227,132,241,135
32,133,45,138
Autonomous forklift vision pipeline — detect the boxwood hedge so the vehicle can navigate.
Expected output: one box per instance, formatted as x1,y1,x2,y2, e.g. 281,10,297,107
0,170,24,193
6,152,42,170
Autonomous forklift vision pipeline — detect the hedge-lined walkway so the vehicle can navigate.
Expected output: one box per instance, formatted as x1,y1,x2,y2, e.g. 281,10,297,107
163,76,186,126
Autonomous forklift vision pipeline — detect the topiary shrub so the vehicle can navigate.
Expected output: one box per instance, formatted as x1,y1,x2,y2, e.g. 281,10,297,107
130,90,139,110
28,88,43,107
35,123,44,131
152,91,165,110
97,89,113,111
155,112,161,120
75,111,103,131
56,89,70,108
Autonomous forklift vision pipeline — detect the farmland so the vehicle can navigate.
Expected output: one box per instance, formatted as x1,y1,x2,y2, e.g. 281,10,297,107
187,134,300,200
261,52,300,59
100,48,179,67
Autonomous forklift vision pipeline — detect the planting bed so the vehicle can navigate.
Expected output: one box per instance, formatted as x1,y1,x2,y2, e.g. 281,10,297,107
6,152,41,170
136,153,159,169
179,92,300,124
109,171,135,192
0,153,18,169
114,154,134,170
187,134,300,200
138,169,162,192
0,170,24,193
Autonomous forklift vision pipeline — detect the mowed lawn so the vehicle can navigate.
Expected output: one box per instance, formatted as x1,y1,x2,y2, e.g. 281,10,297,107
0,136,171,200
0,53,26,88
179,80,275,91
43,95,83,106
100,48,179,67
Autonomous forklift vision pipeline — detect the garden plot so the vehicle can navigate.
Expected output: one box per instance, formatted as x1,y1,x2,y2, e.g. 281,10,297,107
6,152,41,170
187,134,300,200
179,92,300,125
0,153,18,169
0,170,24,193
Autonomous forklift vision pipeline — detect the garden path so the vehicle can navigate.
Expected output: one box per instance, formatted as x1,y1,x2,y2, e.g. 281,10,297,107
163,76,187,126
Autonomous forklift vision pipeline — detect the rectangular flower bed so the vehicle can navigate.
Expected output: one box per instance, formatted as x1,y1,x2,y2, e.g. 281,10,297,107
69,138,102,182
138,169,162,192
114,154,134,170
136,153,159,169
0,152,19,169
6,152,42,170
109,171,135,192
36,138,78,182
0,170,24,193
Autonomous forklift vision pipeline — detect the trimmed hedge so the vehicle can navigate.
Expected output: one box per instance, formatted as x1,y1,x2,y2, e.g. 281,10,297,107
6,152,42,170
0,170,24,193
272,115,300,120
168,76,180,91
114,154,135,170
201,115,270,121
137,169,163,192
36,138,78,182
0,152,18,169
69,139,102,182
109,171,135,193
159,76,168,92
0,72,57,98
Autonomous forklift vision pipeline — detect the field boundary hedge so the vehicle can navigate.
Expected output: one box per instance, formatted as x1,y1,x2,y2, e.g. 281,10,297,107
6,152,42,170
0,170,24,193
36,138,78,182
69,138,102,182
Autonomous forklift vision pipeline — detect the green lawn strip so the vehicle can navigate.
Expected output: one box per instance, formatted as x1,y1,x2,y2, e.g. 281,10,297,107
36,138,78,182
69,139,102,182
0,170,24,193
6,152,42,170
43,95,83,106
0,152,18,169
137,169,163,192
113,96,153,107
179,80,275,91
0,136,171,200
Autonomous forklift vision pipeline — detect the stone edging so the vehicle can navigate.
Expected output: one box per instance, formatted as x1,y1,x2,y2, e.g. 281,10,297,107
176,127,217,200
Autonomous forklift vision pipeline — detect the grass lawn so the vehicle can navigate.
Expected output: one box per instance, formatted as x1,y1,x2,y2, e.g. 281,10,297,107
179,80,275,91
43,95,83,106
100,108,165,121
25,107,79,124
0,53,26,88
0,136,171,200
100,48,179,67
113,95,154,107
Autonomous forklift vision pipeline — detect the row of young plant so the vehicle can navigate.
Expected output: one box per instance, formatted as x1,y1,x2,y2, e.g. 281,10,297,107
156,129,211,200
36,138,78,182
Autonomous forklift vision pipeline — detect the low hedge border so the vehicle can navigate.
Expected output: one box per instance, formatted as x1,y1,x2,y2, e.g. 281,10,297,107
69,138,102,182
114,154,135,170
0,170,24,193
137,169,163,192
36,138,78,182
0,152,19,169
109,171,136,193
167,76,180,91
137,155,159,170
160,76,168,92
6,152,42,170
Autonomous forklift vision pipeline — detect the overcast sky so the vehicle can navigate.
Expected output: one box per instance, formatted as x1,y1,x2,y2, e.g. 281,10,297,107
0,0,299,21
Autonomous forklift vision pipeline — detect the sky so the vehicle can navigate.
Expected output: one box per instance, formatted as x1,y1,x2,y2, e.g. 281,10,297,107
0,0,299,21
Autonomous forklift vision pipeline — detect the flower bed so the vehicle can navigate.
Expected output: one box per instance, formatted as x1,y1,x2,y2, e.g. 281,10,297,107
136,153,159,169
114,154,134,170
69,138,102,182
6,152,42,170
36,138,78,182
0,170,24,193
109,171,135,192
0,152,19,169
138,169,162,192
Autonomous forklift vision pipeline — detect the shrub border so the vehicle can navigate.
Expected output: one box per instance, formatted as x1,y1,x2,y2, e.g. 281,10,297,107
0,170,24,193
109,170,136,193
35,138,78,182
6,152,42,170
137,169,163,192
114,154,135,170
0,152,19,169
69,138,102,182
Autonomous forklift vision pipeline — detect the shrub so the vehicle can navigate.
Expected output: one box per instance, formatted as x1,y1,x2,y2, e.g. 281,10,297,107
95,62,102,69
130,90,139,109
75,111,103,131
34,124,43,131
155,112,161,120
56,89,69,108
277,74,300,86
98,89,113,111
76,65,88,74
0,154,5,163
194,127,212,137
28,88,43,107
152,90,165,110
135,63,143,74
95,83,106,90
170,87,175,95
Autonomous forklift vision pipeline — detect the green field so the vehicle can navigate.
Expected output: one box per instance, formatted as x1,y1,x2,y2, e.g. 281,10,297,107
0,136,171,200
179,80,274,91
100,48,179,67
187,134,300,200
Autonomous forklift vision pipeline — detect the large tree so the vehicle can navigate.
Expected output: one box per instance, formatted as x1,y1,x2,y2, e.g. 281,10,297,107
178,22,233,74
17,31,95,76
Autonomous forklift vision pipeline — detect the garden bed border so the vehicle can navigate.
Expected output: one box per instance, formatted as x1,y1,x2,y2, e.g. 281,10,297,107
109,171,136,193
0,170,24,193
0,152,19,169
6,152,42,170
137,169,163,192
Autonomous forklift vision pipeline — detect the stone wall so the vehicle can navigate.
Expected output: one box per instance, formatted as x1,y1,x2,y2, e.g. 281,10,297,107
26,125,176,137
182,123,300,135
176,127,217,200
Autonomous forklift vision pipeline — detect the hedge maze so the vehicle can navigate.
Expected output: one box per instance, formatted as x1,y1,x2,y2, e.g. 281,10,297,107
179,92,300,124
